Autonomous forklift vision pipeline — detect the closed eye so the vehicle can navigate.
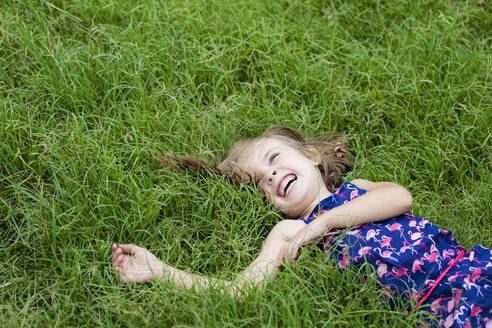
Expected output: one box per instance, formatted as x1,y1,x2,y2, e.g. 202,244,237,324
269,152,279,164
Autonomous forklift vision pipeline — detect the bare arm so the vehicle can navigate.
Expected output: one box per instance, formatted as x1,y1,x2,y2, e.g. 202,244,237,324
281,179,413,261
111,219,306,297
320,179,413,228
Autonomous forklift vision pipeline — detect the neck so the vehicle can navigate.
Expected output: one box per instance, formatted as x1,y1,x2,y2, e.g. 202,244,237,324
300,187,332,218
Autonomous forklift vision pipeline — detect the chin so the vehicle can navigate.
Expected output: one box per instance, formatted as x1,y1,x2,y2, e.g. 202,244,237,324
277,204,301,218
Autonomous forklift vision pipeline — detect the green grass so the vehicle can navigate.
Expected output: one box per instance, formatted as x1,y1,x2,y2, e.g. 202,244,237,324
0,0,491,326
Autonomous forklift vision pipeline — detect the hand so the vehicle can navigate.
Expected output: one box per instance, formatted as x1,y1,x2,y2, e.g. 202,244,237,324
279,222,326,264
279,228,310,264
111,244,163,284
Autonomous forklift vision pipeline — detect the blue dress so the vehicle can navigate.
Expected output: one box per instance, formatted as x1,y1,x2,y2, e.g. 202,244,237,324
298,182,492,328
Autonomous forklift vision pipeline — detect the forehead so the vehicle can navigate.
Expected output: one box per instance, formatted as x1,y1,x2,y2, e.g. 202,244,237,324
240,138,282,161
238,137,299,170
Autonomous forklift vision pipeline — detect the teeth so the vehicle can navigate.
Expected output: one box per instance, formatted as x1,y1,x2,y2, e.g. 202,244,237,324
282,175,297,196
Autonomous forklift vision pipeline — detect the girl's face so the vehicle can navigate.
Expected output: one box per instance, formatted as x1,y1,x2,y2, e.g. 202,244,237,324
239,137,332,218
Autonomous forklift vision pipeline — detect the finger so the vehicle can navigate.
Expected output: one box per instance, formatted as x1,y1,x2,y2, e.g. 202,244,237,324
112,253,124,270
291,244,299,259
112,259,125,281
113,247,125,263
112,244,117,252
279,248,286,264
283,245,293,265
289,250,297,264
292,233,305,257
288,243,299,262
111,247,122,264
118,244,139,254
112,255,120,269
115,254,125,269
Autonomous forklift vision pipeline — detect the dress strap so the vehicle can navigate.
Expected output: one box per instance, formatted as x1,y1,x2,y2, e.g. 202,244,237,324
412,248,467,312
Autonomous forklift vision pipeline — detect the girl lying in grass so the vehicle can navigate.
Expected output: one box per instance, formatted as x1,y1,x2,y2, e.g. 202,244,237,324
111,126,491,328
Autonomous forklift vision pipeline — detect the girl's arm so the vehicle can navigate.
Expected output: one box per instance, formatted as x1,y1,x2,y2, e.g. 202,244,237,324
281,179,412,261
325,179,413,228
111,219,306,297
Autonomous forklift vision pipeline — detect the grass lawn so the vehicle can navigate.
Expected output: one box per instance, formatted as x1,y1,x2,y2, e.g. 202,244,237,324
0,0,491,326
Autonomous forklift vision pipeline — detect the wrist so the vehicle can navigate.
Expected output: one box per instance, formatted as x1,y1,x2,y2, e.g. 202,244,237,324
154,260,165,280
307,220,328,241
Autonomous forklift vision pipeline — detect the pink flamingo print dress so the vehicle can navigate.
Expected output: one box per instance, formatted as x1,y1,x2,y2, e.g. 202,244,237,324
298,182,492,328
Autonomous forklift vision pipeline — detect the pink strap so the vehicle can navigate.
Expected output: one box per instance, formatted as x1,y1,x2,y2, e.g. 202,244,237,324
413,249,467,312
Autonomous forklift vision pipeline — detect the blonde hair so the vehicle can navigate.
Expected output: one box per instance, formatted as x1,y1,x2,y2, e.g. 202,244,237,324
157,126,353,192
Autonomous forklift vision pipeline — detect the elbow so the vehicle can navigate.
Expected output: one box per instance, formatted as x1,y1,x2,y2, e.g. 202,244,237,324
396,185,413,212
221,280,246,299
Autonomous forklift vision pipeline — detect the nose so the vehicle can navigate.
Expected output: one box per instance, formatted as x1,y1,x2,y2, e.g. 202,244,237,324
266,169,277,184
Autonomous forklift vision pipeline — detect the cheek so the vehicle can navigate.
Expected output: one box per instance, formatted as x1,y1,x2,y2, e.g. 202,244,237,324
259,190,281,209
257,185,271,202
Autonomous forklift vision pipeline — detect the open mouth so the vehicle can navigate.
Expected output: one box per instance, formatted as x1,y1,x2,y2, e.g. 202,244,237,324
277,174,297,197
